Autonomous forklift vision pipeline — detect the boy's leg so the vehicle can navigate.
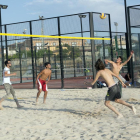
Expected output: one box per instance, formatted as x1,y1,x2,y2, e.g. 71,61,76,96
105,101,123,118
0,83,11,109
36,89,42,104
43,91,48,104
10,85,23,108
115,99,136,114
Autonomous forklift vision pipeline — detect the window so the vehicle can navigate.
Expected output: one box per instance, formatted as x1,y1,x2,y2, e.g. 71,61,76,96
53,42,56,46
36,43,41,46
71,42,77,46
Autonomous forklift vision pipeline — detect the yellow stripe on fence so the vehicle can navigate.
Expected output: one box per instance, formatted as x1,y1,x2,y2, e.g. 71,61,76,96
0,33,110,40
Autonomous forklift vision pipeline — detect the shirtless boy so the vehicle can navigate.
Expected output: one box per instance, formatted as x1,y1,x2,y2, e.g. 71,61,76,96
36,62,51,104
105,50,134,85
85,59,136,118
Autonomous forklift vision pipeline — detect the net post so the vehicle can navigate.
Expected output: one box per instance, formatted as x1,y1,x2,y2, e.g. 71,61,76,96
89,12,97,88
34,46,37,79
48,46,50,62
127,7,134,87
29,21,35,88
138,34,140,59
108,14,113,61
57,17,64,89
102,37,105,62
0,8,4,70
80,16,86,76
4,25,8,59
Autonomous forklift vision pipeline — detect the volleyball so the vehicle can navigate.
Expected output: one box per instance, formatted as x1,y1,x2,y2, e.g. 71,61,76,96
100,13,106,19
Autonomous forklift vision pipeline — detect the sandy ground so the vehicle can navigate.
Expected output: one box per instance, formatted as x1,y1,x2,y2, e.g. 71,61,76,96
0,88,140,140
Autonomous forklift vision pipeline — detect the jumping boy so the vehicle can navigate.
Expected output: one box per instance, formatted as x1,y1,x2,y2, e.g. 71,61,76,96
36,62,51,104
85,59,136,118
105,51,134,85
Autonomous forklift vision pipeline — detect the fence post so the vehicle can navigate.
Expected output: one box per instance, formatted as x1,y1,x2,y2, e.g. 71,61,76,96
34,46,37,79
102,37,105,61
127,7,134,87
72,46,76,77
19,44,22,83
54,54,57,79
108,14,113,61
29,21,35,88
89,12,97,88
4,25,8,59
57,17,64,88
0,8,4,70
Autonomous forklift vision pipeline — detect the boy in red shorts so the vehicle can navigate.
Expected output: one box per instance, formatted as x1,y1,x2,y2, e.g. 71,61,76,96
36,62,51,104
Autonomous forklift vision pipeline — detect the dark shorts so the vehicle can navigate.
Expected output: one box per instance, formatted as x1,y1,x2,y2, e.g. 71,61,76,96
105,84,121,101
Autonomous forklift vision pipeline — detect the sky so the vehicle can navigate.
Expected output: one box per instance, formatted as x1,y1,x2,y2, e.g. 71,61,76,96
1,0,140,33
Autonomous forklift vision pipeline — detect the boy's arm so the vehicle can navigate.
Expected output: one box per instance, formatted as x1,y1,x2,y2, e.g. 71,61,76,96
4,71,16,77
84,72,100,86
36,70,43,84
110,71,126,87
122,51,134,66
105,59,114,65
46,71,52,84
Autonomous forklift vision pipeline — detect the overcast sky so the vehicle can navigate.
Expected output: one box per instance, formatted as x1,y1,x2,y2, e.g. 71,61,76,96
1,0,140,32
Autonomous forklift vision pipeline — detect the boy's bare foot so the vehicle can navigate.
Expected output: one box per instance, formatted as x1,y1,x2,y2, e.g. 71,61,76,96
0,104,4,110
35,102,39,105
43,102,46,104
117,114,123,119
17,105,23,109
132,106,136,115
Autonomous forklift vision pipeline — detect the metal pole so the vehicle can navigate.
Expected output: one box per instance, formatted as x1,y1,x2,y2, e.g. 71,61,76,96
80,17,86,76
19,45,22,83
35,46,37,79
124,0,131,75
138,34,140,59
125,33,130,74
108,14,113,61
89,12,97,88
127,7,134,86
120,35,124,73
58,17,64,88
124,0,128,33
72,46,76,77
29,21,35,88
102,37,105,61
54,54,57,79
0,8,4,70
48,46,50,62
4,25,8,59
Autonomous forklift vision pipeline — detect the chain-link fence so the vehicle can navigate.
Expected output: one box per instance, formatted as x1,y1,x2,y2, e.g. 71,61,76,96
0,12,118,89
127,5,140,87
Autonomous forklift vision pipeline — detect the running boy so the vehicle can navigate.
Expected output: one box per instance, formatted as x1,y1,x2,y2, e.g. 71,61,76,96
85,59,136,118
0,59,23,110
36,62,51,104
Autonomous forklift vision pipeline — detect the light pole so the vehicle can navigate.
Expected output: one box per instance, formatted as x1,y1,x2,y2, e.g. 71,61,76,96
114,22,118,55
78,14,86,76
23,29,27,58
114,22,118,35
39,16,44,49
0,4,8,70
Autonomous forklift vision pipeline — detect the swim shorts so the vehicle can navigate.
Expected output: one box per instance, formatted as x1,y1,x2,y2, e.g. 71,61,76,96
105,84,121,101
38,79,48,91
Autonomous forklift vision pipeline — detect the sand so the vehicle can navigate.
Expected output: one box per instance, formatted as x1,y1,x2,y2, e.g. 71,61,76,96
0,88,140,140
